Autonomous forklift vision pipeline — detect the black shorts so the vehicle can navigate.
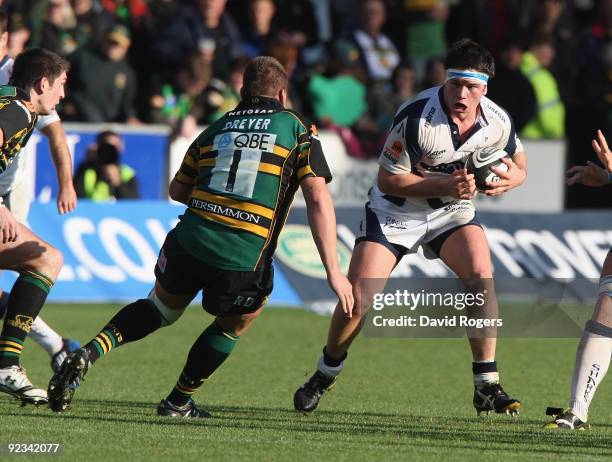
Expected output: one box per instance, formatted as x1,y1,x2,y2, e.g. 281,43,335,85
154,230,274,317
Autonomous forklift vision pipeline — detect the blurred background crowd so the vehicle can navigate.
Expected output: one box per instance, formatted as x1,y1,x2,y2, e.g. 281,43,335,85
0,0,610,206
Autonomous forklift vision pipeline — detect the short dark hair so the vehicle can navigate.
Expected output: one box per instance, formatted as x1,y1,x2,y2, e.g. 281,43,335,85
0,11,7,35
444,39,495,78
240,56,288,99
10,48,70,91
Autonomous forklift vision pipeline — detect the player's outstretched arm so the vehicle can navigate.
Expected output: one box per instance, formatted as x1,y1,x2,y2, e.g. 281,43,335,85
41,121,77,214
301,176,354,317
567,130,612,188
484,152,527,196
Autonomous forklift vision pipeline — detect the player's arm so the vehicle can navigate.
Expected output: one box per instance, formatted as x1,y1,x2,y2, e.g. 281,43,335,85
40,120,77,214
567,130,612,187
378,167,476,200
0,123,18,242
301,176,353,317
169,141,199,204
169,178,194,205
297,126,353,317
0,100,32,242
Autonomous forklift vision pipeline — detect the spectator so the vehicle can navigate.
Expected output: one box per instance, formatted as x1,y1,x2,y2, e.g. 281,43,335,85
401,0,449,86
40,0,79,56
266,40,302,112
273,0,318,49
352,0,400,86
487,37,537,132
520,33,565,139
7,12,30,57
241,0,277,58
63,25,140,123
71,0,116,50
153,0,242,81
422,57,446,88
74,130,139,201
307,40,382,158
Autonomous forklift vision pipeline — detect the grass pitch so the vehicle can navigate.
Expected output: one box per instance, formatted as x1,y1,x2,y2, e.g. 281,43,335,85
1,304,612,461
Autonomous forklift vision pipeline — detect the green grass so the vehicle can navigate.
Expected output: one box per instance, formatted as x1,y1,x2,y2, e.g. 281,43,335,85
2,304,612,461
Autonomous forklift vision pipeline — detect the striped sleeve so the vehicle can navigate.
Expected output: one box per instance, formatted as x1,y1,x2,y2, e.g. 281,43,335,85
296,124,332,183
173,142,199,185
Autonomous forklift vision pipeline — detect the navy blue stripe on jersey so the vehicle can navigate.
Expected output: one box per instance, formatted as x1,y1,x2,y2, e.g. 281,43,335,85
393,98,428,165
500,107,518,155
382,194,406,207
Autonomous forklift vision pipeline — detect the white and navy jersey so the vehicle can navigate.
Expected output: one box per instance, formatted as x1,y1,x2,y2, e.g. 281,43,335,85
375,85,524,213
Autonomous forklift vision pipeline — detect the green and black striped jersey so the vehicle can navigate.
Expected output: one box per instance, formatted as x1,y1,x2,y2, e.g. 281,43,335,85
173,96,332,271
0,85,37,173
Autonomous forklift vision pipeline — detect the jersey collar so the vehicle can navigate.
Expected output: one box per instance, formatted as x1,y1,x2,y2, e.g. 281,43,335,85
236,95,284,112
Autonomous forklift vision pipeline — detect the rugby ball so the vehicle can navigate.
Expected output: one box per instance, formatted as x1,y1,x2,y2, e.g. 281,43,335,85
465,148,510,192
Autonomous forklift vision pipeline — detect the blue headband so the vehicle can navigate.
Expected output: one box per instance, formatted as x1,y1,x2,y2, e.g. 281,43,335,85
446,68,489,84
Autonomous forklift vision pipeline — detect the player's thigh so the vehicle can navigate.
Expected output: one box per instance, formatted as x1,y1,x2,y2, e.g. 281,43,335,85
348,240,397,317
202,265,274,319
438,224,493,279
592,250,612,325
153,230,202,309
0,222,61,276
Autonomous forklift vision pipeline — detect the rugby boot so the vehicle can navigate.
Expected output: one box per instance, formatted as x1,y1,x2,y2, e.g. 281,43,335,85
473,382,521,416
294,370,337,413
544,407,589,430
157,398,212,418
0,366,48,405
51,338,81,373
47,347,90,412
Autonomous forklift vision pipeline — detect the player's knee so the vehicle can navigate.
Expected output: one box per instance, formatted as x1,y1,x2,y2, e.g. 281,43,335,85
462,260,493,279
599,275,612,299
148,288,185,326
37,245,63,280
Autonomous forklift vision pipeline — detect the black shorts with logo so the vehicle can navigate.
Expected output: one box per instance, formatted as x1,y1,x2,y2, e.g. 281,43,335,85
154,230,274,317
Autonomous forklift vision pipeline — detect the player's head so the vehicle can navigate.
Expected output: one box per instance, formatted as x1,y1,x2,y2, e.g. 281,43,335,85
240,56,288,105
10,48,69,115
443,39,495,118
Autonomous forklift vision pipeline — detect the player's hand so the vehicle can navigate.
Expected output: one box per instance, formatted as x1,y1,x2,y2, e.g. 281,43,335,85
328,271,354,318
57,183,77,214
592,129,612,173
0,205,19,243
484,157,526,196
566,162,608,187
447,168,476,199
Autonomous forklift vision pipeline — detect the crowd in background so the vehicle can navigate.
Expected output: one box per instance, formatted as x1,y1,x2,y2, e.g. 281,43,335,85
0,0,610,207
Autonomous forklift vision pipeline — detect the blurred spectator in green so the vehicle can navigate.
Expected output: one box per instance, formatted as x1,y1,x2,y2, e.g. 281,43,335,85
520,33,565,139
74,130,140,201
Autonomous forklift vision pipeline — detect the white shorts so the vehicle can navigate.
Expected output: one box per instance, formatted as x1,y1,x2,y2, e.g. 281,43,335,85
355,200,480,260
1,178,31,224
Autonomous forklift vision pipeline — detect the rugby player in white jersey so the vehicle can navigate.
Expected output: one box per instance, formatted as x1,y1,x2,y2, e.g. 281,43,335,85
0,12,79,374
294,39,528,416
546,130,612,430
